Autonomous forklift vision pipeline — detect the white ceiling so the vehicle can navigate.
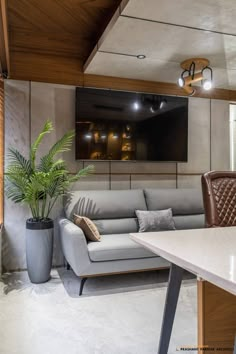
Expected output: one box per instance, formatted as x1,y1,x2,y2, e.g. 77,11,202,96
84,0,236,90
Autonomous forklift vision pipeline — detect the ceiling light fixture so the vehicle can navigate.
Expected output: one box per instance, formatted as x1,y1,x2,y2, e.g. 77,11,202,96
182,85,195,96
137,55,146,59
177,58,213,96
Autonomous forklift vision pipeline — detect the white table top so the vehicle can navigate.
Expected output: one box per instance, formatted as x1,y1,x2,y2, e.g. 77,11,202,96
130,227,236,296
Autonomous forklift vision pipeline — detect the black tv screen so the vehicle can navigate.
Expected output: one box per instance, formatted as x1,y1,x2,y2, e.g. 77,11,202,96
75,87,188,162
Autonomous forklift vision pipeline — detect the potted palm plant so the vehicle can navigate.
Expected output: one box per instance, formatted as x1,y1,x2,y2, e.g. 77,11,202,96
5,121,94,284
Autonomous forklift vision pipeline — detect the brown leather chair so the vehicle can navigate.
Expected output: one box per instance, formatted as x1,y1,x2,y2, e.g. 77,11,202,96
201,170,236,228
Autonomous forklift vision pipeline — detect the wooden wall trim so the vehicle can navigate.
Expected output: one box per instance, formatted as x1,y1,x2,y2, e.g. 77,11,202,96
8,66,236,101
0,0,10,75
83,74,236,101
0,79,4,223
70,171,203,176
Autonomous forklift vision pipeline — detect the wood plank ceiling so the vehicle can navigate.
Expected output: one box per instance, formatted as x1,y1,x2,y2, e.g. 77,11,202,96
7,0,121,84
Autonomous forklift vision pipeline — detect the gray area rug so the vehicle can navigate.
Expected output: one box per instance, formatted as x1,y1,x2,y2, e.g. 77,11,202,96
0,269,197,354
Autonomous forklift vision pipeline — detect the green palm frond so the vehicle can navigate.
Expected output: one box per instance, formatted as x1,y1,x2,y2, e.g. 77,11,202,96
5,172,29,203
23,174,45,205
5,171,28,190
49,130,74,155
30,120,53,168
7,148,32,176
50,158,66,171
39,130,74,172
5,179,25,202
68,165,95,183
47,176,68,198
5,187,24,203
5,166,26,178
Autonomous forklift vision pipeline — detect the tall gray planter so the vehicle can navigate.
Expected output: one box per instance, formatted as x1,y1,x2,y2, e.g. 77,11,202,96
26,219,54,284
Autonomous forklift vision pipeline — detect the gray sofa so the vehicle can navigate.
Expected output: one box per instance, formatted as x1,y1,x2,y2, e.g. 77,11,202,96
59,188,204,295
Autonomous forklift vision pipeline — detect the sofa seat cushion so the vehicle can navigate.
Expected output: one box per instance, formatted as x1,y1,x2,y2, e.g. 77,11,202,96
88,234,157,262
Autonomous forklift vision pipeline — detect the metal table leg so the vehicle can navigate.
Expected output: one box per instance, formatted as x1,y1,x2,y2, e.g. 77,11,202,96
157,263,184,354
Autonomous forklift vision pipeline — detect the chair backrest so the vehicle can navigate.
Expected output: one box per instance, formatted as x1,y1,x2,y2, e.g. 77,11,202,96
201,171,236,228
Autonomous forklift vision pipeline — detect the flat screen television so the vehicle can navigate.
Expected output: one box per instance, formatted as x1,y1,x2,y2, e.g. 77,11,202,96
75,87,188,162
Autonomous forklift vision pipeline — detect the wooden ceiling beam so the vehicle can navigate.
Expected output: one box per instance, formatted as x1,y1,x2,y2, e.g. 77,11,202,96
0,0,10,77
84,74,236,101
8,52,236,101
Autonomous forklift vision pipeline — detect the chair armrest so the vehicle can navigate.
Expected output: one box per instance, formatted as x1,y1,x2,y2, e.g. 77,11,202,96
58,217,92,276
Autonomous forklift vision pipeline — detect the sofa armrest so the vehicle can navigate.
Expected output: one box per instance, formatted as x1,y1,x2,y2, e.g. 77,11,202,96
58,217,92,276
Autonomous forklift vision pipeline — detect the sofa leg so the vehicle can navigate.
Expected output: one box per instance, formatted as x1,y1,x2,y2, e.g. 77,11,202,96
66,262,71,270
79,277,88,296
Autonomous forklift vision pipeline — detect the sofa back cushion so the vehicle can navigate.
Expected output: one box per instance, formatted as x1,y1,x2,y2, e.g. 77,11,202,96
64,189,147,221
64,188,204,233
144,188,204,229
144,188,203,214
93,218,139,235
173,214,205,230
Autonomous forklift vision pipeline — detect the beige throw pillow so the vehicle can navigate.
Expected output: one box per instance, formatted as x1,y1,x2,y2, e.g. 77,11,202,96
74,214,101,242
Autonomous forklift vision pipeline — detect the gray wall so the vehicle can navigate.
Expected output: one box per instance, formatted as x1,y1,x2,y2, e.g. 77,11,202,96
3,80,230,271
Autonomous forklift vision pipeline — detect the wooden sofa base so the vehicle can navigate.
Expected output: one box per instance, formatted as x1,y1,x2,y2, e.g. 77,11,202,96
65,262,170,295
82,266,170,278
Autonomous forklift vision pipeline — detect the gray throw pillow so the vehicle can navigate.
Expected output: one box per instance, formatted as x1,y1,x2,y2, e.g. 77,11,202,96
135,209,176,232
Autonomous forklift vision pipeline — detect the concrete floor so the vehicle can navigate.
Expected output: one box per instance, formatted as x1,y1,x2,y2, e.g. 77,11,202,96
0,269,197,354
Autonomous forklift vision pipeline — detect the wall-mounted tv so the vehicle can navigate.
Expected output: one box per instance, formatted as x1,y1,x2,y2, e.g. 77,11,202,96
75,87,188,162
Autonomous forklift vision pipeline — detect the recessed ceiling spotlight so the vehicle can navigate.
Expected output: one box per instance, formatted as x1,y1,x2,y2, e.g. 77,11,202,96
137,55,146,59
